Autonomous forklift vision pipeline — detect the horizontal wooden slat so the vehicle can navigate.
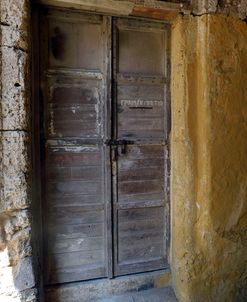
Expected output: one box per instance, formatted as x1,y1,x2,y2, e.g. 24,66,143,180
46,194,104,206
118,130,164,139
46,140,103,148
118,166,163,181
116,18,167,31
54,119,97,130
118,87,164,100
44,8,103,24
50,250,105,269
117,200,165,209
118,242,164,264
118,192,164,203
118,207,164,222
52,128,98,138
47,180,102,195
48,265,106,284
50,102,99,110
51,106,97,116
118,179,163,195
117,73,166,84
47,166,102,180
115,258,167,277
48,223,104,240
119,144,164,159
51,86,99,105
51,236,104,253
45,68,103,79
119,117,164,132
118,219,164,234
47,151,102,167
118,158,163,170
119,230,164,243
47,208,104,225
48,204,104,212
118,104,164,115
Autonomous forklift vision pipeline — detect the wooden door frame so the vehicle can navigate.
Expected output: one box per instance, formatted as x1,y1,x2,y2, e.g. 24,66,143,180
35,0,188,21
31,2,171,287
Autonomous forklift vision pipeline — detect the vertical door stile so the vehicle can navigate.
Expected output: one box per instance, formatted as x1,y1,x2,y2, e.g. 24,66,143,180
112,17,119,278
164,27,171,260
103,15,113,279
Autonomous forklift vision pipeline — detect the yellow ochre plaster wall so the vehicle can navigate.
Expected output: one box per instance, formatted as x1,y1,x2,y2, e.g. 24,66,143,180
171,14,247,301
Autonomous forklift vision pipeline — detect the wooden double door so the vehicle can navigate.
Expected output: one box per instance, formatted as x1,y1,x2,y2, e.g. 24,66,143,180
40,8,170,285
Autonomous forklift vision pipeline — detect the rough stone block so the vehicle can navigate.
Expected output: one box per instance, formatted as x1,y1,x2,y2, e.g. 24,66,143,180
0,131,31,212
238,0,247,19
0,248,22,300
0,46,30,131
0,210,32,265
0,0,29,29
13,257,35,291
1,24,29,51
0,175,31,212
8,227,32,264
3,210,30,240
21,288,38,302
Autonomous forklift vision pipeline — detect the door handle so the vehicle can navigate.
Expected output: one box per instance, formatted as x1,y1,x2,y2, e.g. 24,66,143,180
104,139,134,155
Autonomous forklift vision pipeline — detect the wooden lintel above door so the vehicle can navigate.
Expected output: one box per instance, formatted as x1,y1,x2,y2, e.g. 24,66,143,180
36,0,190,21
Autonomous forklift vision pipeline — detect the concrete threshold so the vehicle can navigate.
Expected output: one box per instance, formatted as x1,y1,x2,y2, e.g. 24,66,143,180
45,269,172,302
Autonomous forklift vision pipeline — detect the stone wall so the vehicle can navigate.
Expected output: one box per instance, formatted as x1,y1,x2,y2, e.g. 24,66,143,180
171,14,247,302
0,0,38,301
192,0,247,19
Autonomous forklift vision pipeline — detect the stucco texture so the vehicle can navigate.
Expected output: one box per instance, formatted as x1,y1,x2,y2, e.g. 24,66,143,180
171,14,247,301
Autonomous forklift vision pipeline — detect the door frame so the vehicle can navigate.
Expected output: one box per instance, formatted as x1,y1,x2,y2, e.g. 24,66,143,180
31,2,171,287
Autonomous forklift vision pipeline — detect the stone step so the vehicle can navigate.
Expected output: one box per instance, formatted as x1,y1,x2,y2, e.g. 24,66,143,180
45,269,172,302
95,287,178,302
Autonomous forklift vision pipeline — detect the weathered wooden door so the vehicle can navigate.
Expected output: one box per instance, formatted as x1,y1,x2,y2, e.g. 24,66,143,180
112,18,169,276
40,8,169,285
40,9,112,284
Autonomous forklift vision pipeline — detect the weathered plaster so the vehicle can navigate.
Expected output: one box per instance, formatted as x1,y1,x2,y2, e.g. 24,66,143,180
171,14,247,301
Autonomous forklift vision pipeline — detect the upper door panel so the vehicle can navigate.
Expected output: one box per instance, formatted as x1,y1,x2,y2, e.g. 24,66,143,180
118,28,165,75
45,76,104,139
114,18,168,141
46,10,104,70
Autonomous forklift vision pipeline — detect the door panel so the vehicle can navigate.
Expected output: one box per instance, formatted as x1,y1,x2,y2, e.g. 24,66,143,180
118,25,165,75
113,18,169,276
46,76,103,138
48,10,103,69
40,9,111,284
117,83,165,139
